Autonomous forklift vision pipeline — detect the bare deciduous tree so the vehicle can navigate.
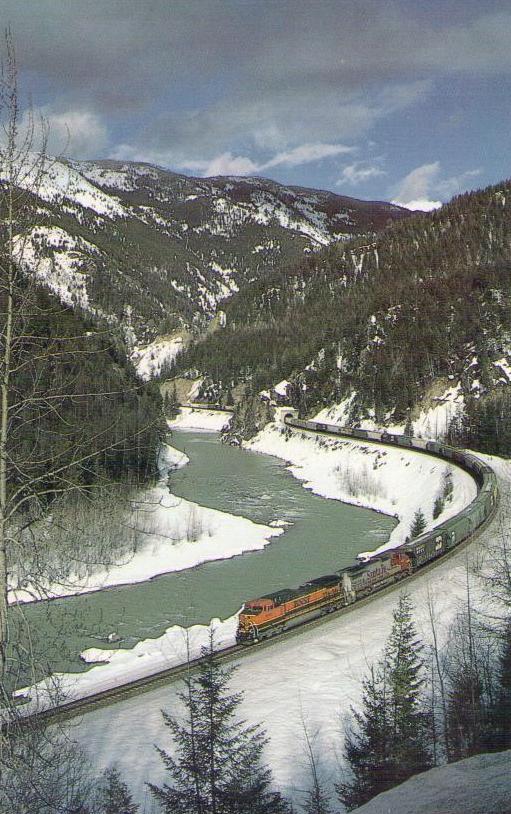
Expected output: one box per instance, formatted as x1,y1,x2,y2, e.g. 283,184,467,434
0,27,160,728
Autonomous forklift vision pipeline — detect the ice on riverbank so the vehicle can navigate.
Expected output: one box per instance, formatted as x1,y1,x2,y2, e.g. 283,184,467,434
19,615,238,710
168,407,232,432
246,421,476,559
9,441,282,604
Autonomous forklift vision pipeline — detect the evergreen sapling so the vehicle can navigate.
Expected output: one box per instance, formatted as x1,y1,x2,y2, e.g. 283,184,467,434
149,632,291,814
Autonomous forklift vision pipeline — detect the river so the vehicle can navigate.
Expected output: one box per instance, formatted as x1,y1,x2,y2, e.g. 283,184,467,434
14,430,395,685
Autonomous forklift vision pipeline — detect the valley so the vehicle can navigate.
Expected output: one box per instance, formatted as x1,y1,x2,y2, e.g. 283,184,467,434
3,7,511,813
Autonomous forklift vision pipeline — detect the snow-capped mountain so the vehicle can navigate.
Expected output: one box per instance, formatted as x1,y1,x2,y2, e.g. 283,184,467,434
13,157,409,357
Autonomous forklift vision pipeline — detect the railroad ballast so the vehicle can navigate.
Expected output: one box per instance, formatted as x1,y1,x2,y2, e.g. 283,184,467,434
236,418,498,645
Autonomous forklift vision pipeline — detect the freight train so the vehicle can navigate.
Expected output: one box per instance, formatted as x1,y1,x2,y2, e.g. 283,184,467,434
236,418,498,644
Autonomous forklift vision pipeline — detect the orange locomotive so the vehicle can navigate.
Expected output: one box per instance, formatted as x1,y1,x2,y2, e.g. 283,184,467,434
236,550,411,644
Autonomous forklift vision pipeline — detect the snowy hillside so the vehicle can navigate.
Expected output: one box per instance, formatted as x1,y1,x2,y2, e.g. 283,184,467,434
351,750,511,814
10,157,409,365
179,178,511,455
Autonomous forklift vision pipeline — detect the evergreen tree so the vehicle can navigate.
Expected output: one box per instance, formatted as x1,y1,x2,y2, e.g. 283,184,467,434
442,468,454,502
148,634,291,814
336,665,392,810
384,594,433,783
172,382,179,407
446,663,485,760
432,496,444,520
338,594,431,810
403,416,414,437
301,725,332,814
302,780,332,814
410,508,426,539
163,383,180,418
97,766,138,814
445,599,492,760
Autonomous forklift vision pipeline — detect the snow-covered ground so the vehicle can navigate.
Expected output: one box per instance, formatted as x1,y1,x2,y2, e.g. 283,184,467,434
168,406,233,432
315,384,465,440
247,421,476,559
131,335,184,380
70,452,509,808
11,407,502,808
1,155,128,219
351,750,511,814
9,441,280,604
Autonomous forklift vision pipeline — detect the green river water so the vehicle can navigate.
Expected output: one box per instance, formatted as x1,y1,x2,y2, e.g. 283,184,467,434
14,430,396,685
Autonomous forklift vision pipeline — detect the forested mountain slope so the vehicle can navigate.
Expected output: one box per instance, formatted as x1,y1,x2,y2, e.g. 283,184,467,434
5,283,163,494
174,180,511,452
11,158,409,359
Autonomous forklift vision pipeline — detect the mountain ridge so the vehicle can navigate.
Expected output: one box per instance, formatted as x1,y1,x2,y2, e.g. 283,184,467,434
12,157,410,353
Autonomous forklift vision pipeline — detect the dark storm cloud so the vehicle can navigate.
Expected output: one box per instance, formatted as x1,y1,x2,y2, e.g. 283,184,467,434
4,0,511,169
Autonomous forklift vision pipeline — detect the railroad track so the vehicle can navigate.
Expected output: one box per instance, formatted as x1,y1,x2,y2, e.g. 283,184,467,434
7,422,499,728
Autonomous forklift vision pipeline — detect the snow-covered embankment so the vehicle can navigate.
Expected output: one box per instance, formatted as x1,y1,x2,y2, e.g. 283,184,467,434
9,413,280,603
247,420,477,558
167,406,233,432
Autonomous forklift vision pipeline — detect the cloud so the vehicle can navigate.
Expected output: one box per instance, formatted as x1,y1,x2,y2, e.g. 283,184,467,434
3,1,508,184
0,2,438,165
169,143,353,178
46,109,109,157
337,162,386,186
181,152,259,177
7,3,511,118
392,162,482,210
18,106,109,159
398,199,442,212
264,143,353,169
436,168,482,198
393,161,441,203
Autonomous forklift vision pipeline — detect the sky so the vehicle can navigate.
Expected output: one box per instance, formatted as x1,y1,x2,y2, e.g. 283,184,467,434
4,0,511,210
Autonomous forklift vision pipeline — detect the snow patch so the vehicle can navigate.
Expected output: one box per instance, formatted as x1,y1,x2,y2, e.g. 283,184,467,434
412,383,465,439
352,750,511,814
13,226,98,309
71,161,160,192
494,356,511,381
317,384,465,441
3,156,128,219
273,380,290,397
168,407,232,432
131,336,184,381
20,616,239,709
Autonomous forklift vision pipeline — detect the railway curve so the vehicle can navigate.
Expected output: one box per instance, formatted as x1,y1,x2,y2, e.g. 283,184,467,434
8,416,499,726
